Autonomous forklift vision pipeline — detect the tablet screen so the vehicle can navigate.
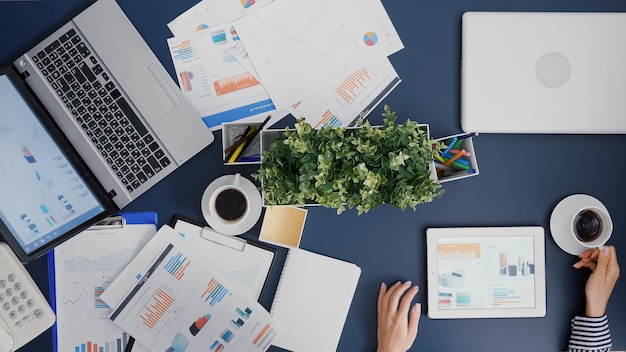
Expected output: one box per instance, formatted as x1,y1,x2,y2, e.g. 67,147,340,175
426,227,546,319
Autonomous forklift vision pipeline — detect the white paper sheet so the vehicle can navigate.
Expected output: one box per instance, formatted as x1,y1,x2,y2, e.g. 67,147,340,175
52,223,156,352
167,22,279,131
289,59,401,127
168,0,273,36
107,226,281,352
232,0,404,110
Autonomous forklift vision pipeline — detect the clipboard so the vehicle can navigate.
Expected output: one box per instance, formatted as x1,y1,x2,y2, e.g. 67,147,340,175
170,214,278,301
48,211,158,352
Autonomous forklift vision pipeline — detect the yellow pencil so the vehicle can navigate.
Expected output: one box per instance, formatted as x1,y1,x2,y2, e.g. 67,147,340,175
434,154,447,164
228,126,257,163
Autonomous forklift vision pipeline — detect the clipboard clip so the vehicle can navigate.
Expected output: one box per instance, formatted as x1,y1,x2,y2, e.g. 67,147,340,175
87,216,126,230
201,227,247,251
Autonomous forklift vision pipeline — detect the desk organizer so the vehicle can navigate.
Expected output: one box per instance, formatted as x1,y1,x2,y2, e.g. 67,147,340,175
434,132,479,183
221,122,263,165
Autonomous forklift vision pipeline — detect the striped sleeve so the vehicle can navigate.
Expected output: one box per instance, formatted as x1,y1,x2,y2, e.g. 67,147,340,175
567,315,612,352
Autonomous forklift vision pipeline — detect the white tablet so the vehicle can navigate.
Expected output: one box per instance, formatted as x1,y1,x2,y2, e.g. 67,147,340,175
426,227,546,319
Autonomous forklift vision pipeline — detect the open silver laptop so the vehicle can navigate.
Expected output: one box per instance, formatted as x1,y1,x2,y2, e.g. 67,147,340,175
12,0,213,205
0,0,213,261
461,12,626,134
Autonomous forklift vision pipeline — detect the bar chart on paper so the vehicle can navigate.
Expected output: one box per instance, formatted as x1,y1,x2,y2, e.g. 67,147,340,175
213,72,260,96
171,40,195,61
335,68,374,104
163,251,191,280
201,278,230,307
314,110,342,129
72,332,131,352
139,288,176,329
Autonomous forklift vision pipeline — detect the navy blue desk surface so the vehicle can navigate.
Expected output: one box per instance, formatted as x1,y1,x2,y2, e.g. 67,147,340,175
2,0,626,351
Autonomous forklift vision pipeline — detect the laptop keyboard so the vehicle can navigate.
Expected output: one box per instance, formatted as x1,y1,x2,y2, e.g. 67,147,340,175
30,28,171,194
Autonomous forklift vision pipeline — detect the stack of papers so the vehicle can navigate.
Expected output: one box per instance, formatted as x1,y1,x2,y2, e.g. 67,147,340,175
166,0,404,130
101,225,282,352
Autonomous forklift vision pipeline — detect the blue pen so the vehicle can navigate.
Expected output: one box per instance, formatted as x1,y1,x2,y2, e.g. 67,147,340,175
238,155,261,162
458,132,478,139
441,137,457,157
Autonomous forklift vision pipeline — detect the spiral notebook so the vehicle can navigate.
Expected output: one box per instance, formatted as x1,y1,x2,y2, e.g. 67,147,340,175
270,248,361,352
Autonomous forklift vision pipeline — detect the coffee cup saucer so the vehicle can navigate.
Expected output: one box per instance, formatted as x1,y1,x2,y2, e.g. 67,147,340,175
549,194,608,255
201,174,262,236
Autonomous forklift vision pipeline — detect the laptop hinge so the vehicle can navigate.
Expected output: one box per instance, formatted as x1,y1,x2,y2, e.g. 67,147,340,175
107,189,117,199
18,69,30,79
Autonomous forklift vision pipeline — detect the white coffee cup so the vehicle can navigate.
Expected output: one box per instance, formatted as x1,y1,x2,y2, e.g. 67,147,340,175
209,173,250,226
571,205,612,249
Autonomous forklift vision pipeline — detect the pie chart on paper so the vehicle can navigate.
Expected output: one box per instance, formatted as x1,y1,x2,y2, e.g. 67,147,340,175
363,32,378,46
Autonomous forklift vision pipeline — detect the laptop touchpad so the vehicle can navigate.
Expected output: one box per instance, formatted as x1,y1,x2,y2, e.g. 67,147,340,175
124,64,178,123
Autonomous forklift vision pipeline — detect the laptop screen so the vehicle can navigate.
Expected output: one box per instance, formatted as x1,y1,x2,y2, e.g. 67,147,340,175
0,70,113,260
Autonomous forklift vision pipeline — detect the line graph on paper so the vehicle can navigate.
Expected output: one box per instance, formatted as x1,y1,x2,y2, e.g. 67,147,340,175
62,245,145,272
52,224,156,352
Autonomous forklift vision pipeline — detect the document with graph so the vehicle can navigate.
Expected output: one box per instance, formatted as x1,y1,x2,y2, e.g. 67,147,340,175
49,213,157,352
288,58,401,128
107,227,282,352
166,21,276,131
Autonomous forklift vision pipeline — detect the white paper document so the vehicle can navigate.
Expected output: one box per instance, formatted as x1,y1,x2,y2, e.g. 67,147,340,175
106,226,281,352
167,22,277,131
289,59,401,127
270,248,361,352
232,0,404,110
100,222,273,307
52,223,156,352
167,0,273,36
172,219,275,300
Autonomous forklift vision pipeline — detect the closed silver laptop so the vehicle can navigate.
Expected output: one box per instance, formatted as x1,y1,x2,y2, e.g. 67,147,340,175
461,12,626,134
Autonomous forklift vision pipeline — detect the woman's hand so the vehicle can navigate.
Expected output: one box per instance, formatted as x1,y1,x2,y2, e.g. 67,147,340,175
573,246,620,317
376,281,421,352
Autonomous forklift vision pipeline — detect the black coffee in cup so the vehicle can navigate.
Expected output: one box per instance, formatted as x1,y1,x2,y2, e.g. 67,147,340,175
573,209,602,243
214,188,247,221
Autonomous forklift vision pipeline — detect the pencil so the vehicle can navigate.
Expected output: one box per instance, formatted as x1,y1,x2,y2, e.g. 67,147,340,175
237,115,272,159
227,126,257,163
434,154,447,164
441,137,457,157
448,149,471,156
224,126,253,154
444,150,466,166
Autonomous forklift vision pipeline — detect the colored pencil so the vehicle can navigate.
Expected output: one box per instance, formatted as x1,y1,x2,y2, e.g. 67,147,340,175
444,150,466,166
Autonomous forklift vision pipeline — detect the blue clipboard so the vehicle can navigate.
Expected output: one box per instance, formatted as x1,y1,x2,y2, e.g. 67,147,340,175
47,211,158,352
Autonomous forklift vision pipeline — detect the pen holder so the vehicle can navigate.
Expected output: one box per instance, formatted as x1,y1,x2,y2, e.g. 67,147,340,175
222,122,263,165
434,132,479,183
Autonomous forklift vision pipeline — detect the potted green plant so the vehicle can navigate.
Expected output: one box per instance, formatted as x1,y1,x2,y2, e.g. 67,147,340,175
253,105,445,214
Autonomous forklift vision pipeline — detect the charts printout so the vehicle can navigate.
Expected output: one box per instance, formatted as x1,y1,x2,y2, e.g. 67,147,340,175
167,0,273,36
288,58,401,128
52,224,156,352
167,22,277,131
108,238,281,352
436,235,537,310
232,0,404,110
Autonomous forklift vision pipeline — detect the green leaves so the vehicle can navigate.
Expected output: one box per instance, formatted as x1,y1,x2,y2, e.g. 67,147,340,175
253,105,444,215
